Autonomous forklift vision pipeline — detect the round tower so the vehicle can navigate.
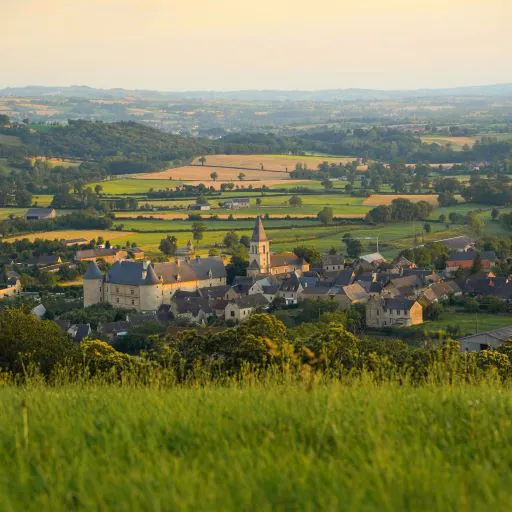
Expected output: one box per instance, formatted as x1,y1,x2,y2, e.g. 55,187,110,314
139,264,163,311
83,261,104,307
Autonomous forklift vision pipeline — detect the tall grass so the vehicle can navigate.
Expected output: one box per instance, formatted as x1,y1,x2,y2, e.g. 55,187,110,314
1,375,512,511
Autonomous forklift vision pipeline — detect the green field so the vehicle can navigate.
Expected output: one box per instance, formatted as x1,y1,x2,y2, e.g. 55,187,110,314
420,312,512,336
2,382,512,510
0,134,22,146
89,179,183,194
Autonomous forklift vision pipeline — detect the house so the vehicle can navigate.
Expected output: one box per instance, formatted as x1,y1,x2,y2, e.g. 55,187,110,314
76,248,128,264
366,297,423,328
31,304,47,320
298,286,332,301
383,275,423,299
83,257,227,311
128,248,145,260
437,236,475,253
63,237,89,247
169,297,213,324
224,294,269,323
336,283,369,309
188,204,211,211
224,198,250,209
445,251,496,274
322,255,345,272
329,269,356,287
68,323,91,342
461,272,512,300
278,271,304,304
98,321,130,341
459,326,512,352
247,217,309,277
25,207,56,221
359,253,387,266
0,274,22,299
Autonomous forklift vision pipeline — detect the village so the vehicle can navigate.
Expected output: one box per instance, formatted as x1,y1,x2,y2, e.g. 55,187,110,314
1,215,508,352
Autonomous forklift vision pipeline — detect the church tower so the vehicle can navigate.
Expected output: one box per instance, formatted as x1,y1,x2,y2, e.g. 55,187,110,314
248,216,270,276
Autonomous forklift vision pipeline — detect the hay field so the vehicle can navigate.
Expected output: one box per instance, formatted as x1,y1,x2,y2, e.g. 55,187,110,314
363,194,439,206
421,136,477,150
4,230,133,244
191,154,357,172
139,165,289,181
28,157,82,168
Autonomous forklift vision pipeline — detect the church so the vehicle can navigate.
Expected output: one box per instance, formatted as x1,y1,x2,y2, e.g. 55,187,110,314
247,216,310,277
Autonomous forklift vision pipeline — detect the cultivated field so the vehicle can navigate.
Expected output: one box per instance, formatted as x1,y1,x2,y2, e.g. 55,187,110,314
363,194,439,206
4,230,133,244
2,382,512,511
421,135,477,150
192,153,357,171
139,165,290,181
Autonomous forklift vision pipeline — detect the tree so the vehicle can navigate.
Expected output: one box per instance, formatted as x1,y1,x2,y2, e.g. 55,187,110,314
238,172,246,181
199,156,207,166
289,195,302,207
293,246,322,265
423,223,432,234
492,208,500,221
0,309,79,376
210,171,218,182
226,244,249,284
192,221,207,247
159,235,178,256
223,231,239,248
256,198,262,206
94,184,103,195
196,195,210,206
239,235,250,248
321,178,334,191
346,238,363,259
317,207,334,225
471,252,483,274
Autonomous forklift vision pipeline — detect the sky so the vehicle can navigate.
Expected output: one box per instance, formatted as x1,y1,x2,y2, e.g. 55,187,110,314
3,0,512,91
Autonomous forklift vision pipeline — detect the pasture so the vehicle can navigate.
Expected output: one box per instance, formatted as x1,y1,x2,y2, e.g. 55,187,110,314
0,134,22,146
4,230,132,244
2,382,512,511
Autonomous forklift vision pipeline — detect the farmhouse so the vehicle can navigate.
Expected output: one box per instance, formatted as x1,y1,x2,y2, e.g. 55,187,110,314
366,296,423,328
224,294,269,323
247,217,309,277
224,198,250,209
84,257,227,311
445,251,496,274
76,248,128,264
437,236,475,253
322,254,345,272
25,207,56,221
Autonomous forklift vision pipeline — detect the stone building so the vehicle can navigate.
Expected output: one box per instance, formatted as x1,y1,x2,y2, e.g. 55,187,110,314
366,296,423,328
83,257,227,311
247,217,309,277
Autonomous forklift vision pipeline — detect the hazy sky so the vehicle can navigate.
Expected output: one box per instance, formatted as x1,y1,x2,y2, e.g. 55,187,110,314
3,0,512,91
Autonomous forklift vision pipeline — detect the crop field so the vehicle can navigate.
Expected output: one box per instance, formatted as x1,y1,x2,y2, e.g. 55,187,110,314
4,230,133,244
421,135,478,150
191,153,357,171
140,165,290,181
363,194,439,206
2,382,512,511
31,194,54,207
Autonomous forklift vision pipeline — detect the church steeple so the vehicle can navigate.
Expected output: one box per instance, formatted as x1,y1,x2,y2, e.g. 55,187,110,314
251,216,268,242
248,216,270,275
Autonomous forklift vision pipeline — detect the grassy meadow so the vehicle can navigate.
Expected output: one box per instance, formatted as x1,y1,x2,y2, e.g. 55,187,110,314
1,381,512,511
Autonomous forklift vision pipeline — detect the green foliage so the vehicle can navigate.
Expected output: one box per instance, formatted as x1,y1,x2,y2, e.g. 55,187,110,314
159,235,178,256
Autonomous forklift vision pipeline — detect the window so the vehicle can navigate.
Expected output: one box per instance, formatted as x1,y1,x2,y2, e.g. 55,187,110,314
116,298,119,304
116,287,119,293
131,300,135,305
131,289,134,295
230,311,235,317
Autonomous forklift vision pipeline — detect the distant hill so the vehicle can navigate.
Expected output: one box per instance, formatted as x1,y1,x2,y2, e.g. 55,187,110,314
1,84,512,102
